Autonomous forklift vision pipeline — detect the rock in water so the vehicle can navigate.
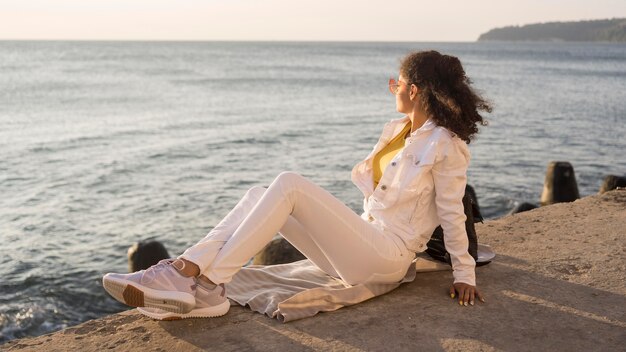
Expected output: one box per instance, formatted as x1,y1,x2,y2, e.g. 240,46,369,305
509,202,538,215
540,161,580,205
253,237,306,265
599,175,626,194
127,240,170,272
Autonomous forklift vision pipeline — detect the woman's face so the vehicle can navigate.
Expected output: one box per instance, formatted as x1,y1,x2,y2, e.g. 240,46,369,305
394,74,414,114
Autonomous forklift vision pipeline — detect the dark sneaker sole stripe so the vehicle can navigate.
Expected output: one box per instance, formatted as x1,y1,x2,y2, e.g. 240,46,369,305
102,276,195,314
123,284,145,307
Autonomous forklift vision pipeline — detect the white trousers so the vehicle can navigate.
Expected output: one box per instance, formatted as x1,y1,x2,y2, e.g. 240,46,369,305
180,172,414,286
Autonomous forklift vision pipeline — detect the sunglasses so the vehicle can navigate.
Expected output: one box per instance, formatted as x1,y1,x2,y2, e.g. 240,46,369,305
388,78,411,95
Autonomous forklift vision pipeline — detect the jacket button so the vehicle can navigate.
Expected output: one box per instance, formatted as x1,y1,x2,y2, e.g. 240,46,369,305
391,162,396,166
381,185,387,190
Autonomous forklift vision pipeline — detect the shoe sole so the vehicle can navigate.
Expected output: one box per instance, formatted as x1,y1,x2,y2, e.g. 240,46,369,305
102,274,195,314
137,300,231,321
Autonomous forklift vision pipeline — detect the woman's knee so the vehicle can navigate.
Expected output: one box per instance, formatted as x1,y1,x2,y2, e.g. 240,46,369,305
246,185,267,199
276,171,304,183
274,171,307,191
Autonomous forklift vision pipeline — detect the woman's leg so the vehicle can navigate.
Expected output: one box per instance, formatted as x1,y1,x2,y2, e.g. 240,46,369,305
103,183,338,314
180,186,340,279
203,171,413,286
277,215,341,278
178,186,265,273
102,171,412,313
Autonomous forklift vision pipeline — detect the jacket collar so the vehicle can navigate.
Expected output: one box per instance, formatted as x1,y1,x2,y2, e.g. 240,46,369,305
398,115,437,137
380,115,437,145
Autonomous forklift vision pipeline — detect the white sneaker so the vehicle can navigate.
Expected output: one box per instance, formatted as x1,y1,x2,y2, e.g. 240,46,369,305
102,259,196,314
138,278,230,320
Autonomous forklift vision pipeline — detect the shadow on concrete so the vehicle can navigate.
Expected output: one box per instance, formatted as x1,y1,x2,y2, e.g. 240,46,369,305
157,253,626,351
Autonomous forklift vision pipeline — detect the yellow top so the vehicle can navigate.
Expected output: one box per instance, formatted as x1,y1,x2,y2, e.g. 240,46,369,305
372,122,411,188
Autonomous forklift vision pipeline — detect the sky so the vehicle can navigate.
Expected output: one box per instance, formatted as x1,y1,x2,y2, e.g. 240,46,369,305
1,0,625,42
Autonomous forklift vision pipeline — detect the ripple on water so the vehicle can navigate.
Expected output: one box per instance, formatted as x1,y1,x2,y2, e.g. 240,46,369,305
1,41,625,344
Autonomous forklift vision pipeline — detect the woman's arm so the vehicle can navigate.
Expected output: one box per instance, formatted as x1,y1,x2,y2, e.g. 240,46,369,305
431,136,484,306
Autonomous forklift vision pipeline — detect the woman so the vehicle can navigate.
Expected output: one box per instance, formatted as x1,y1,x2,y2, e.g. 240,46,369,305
103,50,492,319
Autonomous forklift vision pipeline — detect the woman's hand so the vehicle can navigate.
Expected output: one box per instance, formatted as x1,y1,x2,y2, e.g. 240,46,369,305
449,282,485,306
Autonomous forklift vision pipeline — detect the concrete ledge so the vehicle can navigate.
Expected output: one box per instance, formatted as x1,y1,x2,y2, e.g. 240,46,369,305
4,190,626,351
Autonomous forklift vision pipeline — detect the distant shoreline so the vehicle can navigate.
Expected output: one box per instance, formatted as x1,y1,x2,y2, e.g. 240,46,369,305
478,18,626,42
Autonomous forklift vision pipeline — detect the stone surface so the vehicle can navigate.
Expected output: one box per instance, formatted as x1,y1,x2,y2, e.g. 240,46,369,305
4,190,626,352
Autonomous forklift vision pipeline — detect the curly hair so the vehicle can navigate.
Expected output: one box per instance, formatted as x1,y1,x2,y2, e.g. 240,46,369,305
399,50,492,144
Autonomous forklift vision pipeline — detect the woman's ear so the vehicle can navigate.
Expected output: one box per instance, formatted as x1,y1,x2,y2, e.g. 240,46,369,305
410,84,419,100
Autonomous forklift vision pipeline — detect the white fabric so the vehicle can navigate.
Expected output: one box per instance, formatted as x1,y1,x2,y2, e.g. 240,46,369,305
226,255,450,323
181,115,476,287
181,173,415,286
351,116,476,285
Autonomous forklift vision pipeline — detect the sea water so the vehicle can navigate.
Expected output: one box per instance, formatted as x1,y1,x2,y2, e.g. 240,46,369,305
1,41,624,342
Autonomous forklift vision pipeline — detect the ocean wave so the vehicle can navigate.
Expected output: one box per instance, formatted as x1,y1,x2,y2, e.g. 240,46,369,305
1,40,625,345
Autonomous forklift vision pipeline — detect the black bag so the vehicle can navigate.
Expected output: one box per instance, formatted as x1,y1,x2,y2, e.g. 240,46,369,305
425,184,483,265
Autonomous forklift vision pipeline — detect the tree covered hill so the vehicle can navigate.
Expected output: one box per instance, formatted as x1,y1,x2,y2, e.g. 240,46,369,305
478,18,626,42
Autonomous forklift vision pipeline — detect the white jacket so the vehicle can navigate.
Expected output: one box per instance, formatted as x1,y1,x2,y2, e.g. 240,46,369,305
351,115,476,286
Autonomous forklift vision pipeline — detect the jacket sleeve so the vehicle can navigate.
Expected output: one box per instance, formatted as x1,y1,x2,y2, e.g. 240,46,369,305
431,137,476,286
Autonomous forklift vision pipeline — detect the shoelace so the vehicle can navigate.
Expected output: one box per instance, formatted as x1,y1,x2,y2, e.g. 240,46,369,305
141,259,175,284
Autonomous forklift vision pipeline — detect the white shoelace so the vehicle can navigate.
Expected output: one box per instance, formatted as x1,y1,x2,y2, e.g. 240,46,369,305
142,259,175,284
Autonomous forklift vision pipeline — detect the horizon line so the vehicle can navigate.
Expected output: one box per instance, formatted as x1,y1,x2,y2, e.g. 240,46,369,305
0,38,480,43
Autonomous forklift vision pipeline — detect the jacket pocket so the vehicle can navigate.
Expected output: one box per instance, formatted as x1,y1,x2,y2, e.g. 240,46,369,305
409,151,437,168
403,152,436,193
408,199,420,223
